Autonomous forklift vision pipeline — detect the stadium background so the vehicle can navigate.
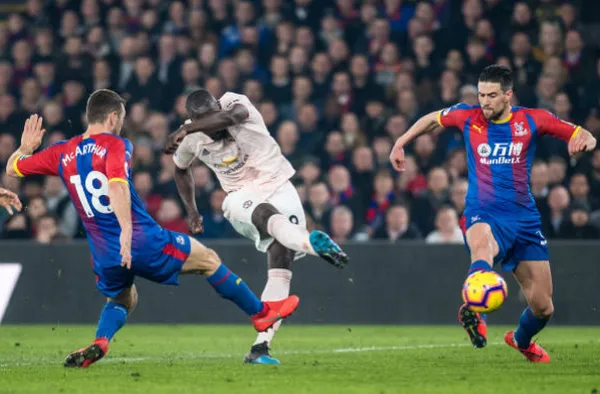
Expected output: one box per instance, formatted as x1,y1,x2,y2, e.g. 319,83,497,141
0,0,599,244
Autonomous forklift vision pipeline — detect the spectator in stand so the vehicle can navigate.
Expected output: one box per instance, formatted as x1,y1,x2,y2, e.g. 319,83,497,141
542,185,570,239
373,203,421,241
297,158,322,187
426,206,463,244
44,176,78,238
548,155,568,187
558,202,600,239
569,173,600,211
327,165,364,225
133,171,162,217
304,181,332,232
155,197,188,234
329,205,354,245
413,167,450,235
450,179,468,216
365,169,396,232
35,214,64,244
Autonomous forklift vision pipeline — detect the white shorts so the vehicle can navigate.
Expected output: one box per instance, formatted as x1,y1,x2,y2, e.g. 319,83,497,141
222,181,307,259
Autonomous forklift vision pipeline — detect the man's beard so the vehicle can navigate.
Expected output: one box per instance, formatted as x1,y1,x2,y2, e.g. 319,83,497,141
485,106,506,121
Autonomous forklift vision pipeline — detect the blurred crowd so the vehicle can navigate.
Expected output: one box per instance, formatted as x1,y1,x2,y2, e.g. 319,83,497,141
0,0,599,244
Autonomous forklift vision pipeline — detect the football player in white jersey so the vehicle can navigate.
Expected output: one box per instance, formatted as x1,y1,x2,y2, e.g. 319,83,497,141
164,89,349,364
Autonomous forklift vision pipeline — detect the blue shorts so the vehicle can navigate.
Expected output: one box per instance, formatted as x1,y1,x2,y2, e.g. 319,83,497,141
462,210,549,272
94,230,191,298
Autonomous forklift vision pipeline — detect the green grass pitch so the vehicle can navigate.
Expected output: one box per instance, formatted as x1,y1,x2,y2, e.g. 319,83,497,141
1,325,599,394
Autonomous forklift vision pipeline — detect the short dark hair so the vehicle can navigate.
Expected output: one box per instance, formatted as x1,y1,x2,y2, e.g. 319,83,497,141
548,155,566,166
478,65,513,92
185,89,217,117
86,89,125,124
375,168,393,179
38,213,58,224
389,202,409,212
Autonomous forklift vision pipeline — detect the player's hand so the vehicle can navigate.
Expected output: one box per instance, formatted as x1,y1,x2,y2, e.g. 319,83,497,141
164,126,187,154
188,213,204,234
0,188,22,215
119,230,132,269
20,114,46,154
389,142,406,172
568,128,597,156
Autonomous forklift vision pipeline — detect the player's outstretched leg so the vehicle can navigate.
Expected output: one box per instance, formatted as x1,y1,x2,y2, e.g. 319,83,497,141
64,285,137,368
182,238,299,332
245,241,294,365
459,222,499,348
252,203,349,269
504,260,552,363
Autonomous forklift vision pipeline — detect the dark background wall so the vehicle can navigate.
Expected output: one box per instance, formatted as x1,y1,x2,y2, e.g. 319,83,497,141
1,241,599,325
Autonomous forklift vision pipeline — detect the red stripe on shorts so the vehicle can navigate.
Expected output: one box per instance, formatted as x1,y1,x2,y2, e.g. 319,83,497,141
459,215,467,235
162,243,189,261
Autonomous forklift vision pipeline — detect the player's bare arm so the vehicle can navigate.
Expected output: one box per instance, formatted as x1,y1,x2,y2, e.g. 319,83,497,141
568,127,596,156
173,166,204,234
6,114,46,177
185,104,249,136
108,181,133,269
389,111,440,171
0,188,22,215
164,105,250,154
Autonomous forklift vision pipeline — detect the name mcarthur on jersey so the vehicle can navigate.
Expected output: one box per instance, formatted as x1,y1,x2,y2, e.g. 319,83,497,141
61,143,108,167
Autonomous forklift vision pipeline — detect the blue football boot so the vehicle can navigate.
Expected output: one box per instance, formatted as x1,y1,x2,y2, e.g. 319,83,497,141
244,342,280,365
309,230,349,269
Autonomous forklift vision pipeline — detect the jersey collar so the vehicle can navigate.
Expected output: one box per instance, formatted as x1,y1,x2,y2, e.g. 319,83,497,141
491,112,513,124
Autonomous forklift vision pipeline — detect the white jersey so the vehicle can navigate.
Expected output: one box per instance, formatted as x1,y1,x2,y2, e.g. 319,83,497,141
173,92,295,194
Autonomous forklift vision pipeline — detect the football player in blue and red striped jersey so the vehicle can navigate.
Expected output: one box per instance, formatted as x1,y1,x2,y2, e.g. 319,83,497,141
390,65,596,362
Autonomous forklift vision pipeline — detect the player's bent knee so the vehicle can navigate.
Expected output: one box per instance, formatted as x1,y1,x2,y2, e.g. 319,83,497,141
110,285,138,313
251,203,280,234
531,298,554,319
181,238,221,276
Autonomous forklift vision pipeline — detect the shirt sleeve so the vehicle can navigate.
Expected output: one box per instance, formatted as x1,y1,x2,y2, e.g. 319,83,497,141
437,103,474,129
531,109,581,142
219,91,251,112
13,143,62,177
173,136,197,170
105,137,132,184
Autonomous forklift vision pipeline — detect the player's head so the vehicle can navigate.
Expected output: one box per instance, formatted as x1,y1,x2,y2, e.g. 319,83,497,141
86,89,126,135
186,88,219,120
186,88,230,140
477,65,513,121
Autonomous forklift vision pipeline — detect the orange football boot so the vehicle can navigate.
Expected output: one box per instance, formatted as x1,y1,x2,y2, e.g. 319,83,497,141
251,295,299,332
504,330,550,363
64,337,109,368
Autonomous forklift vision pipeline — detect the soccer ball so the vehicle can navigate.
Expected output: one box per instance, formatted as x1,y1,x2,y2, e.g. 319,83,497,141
462,271,508,313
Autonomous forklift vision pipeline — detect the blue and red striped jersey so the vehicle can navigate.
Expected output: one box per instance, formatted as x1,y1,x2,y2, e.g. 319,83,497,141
14,133,161,267
438,104,580,217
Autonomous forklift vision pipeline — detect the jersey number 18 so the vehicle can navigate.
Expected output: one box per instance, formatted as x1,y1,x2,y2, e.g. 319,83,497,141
70,171,113,217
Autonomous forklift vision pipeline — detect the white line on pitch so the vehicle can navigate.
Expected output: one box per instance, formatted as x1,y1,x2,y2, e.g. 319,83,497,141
1,339,596,368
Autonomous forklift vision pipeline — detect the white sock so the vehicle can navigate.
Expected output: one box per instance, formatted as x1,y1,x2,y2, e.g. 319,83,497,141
253,268,292,346
267,214,317,256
